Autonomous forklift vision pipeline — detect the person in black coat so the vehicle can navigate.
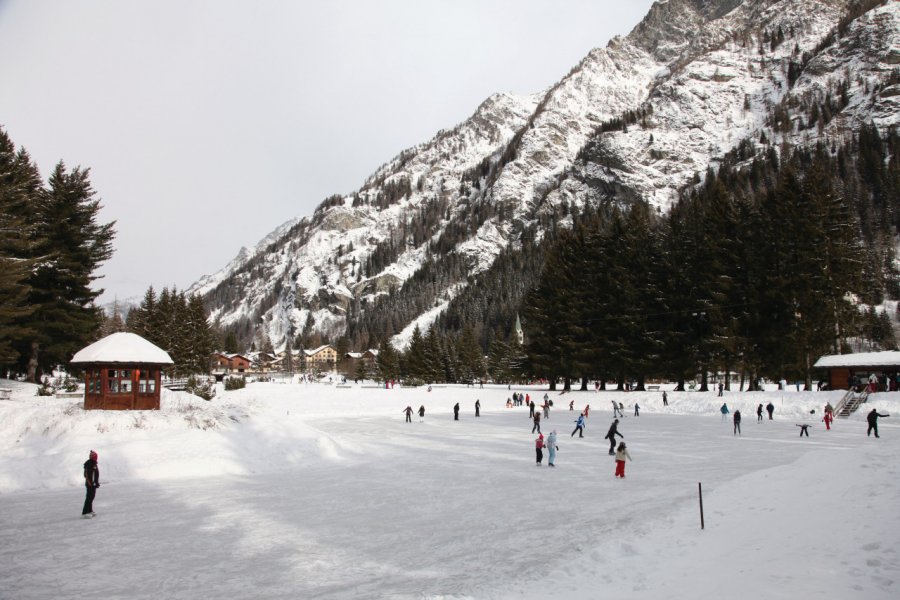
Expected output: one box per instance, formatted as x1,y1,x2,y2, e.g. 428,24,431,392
605,419,623,455
733,410,742,435
475,399,481,417
867,409,889,438
757,403,764,422
766,401,775,420
453,403,460,421
82,450,100,518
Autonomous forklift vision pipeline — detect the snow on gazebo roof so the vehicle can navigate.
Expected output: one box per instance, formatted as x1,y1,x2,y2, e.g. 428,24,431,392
813,351,900,369
71,332,174,365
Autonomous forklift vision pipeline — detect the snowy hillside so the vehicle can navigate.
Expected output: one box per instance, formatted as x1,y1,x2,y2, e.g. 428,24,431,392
1,379,898,598
188,0,900,351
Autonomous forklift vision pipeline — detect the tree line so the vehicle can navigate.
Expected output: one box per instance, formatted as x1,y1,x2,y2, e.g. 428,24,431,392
122,286,217,377
523,125,900,391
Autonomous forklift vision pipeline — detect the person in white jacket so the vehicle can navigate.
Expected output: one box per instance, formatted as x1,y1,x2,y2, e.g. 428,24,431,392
614,441,631,478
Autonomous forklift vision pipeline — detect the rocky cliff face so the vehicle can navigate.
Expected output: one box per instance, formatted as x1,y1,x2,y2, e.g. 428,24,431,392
189,0,899,352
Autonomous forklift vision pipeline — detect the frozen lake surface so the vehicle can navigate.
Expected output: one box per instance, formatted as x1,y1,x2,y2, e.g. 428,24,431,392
1,381,898,599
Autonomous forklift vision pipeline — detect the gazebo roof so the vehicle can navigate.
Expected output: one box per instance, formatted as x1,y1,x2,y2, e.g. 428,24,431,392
71,332,174,365
813,351,900,369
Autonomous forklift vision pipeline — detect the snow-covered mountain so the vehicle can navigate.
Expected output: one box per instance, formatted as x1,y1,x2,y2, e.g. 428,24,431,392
189,0,900,351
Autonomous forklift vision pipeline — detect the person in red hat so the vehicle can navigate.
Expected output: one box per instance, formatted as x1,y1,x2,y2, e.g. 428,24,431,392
82,450,100,518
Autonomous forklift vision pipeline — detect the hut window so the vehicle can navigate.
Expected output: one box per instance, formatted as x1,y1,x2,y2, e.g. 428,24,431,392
138,370,157,393
87,369,101,394
107,369,133,394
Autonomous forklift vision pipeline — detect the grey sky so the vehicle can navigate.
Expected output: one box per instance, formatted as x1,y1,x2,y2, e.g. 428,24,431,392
0,0,656,304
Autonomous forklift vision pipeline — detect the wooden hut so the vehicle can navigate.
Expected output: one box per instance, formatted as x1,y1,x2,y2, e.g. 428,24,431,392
813,351,900,391
71,332,174,410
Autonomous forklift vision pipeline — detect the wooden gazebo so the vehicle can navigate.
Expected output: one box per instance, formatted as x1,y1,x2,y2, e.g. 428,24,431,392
71,332,174,410
813,351,900,391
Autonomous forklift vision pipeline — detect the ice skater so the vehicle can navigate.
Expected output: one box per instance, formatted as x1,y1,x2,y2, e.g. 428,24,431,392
797,424,810,437
532,411,542,434
82,450,100,518
867,408,889,438
823,409,833,431
418,405,425,422
634,402,640,417
475,399,481,417
403,406,413,423
453,402,459,421
720,403,730,421
662,391,668,406
611,400,622,417
535,433,545,466
733,409,741,435
614,441,631,478
605,419,623,455
766,401,775,420
547,430,558,467
571,413,586,438
757,403,764,422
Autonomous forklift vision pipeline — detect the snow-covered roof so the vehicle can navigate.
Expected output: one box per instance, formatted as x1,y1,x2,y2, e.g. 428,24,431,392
304,345,334,356
813,351,900,369
71,332,174,365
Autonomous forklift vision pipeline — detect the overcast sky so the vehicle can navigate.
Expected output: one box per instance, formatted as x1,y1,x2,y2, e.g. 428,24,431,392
0,0,656,304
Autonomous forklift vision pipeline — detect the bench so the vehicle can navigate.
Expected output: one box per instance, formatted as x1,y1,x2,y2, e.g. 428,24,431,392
335,384,353,388
646,385,661,391
54,391,83,399
0,388,12,400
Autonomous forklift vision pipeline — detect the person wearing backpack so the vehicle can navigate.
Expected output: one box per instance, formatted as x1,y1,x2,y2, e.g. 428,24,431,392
82,450,100,518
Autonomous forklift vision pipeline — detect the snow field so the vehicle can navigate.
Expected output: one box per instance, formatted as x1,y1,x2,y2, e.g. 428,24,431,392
0,380,898,599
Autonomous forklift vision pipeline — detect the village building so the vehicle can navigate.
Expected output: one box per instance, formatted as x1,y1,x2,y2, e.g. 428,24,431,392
71,332,174,410
304,345,338,371
813,350,900,391
248,351,277,373
211,353,252,380
344,349,378,376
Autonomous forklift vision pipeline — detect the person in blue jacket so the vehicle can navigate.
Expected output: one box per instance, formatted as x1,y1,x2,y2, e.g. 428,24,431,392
720,403,730,421
547,430,558,467
571,413,586,438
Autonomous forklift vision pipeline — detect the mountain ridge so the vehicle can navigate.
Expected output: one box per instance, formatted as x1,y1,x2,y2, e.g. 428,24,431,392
188,0,898,353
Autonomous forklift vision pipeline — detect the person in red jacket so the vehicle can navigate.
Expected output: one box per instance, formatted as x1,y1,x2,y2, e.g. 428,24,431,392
823,409,833,430
535,433,545,466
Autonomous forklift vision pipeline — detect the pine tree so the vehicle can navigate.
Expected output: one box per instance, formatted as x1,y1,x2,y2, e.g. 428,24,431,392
19,162,115,380
404,325,426,380
376,338,400,383
0,129,38,365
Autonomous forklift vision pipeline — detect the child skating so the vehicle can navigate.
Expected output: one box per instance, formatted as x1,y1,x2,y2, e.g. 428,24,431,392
535,433,545,466
614,441,631,478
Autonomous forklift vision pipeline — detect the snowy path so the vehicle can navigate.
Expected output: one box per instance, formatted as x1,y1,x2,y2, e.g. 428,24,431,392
0,384,898,599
